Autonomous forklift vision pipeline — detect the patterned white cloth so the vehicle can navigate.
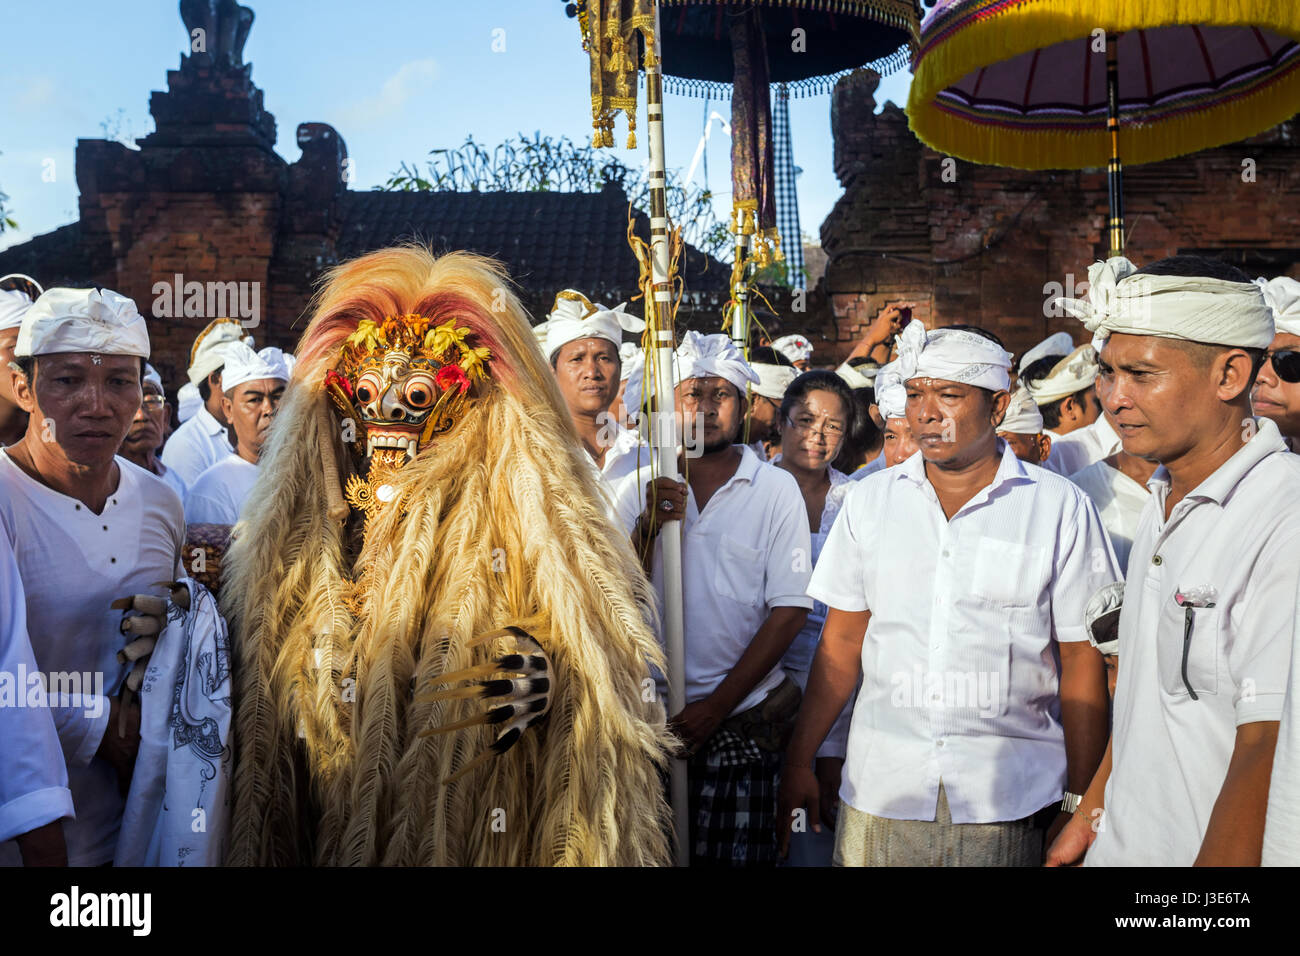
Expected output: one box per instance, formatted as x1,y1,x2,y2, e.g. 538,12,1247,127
187,318,252,386
17,287,149,358
114,579,231,866
544,291,644,362
892,320,1012,393
773,334,814,364
219,344,289,392
998,386,1044,435
1024,343,1098,404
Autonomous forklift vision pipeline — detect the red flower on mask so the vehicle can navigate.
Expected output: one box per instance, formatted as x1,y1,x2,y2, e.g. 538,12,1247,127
436,364,470,395
324,368,353,398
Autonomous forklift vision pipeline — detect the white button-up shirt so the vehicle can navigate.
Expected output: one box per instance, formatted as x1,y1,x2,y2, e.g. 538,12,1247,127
185,454,259,525
1264,569,1300,865
808,440,1120,824
1087,417,1300,866
0,531,75,847
615,445,813,715
160,405,233,489
1069,459,1150,573
0,454,184,865
1045,415,1121,476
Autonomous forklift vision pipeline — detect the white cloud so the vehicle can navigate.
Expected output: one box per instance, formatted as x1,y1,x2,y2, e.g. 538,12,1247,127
336,58,438,129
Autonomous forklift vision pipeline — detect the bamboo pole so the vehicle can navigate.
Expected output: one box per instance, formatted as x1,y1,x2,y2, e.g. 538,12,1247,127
1106,35,1125,258
644,1,690,868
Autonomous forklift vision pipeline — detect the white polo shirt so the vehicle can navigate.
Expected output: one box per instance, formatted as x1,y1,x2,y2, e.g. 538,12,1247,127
0,531,75,848
185,454,259,525
808,440,1120,824
1069,460,1150,573
614,444,813,715
1264,570,1300,865
0,453,185,866
160,405,233,489
1086,417,1300,867
1045,416,1121,477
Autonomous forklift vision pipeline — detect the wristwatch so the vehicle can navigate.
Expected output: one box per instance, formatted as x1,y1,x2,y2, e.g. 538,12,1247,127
1060,791,1083,814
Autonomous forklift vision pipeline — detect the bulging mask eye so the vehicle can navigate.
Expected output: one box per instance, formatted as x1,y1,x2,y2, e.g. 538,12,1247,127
402,373,437,410
355,371,382,405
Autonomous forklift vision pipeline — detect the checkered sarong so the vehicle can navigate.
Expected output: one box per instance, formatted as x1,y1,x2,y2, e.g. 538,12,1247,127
688,728,782,867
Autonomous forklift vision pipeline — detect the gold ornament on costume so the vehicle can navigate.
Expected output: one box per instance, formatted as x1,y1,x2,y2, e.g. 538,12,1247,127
325,313,492,522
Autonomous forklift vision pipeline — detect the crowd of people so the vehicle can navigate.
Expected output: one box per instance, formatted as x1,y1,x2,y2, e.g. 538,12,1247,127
2,249,1299,867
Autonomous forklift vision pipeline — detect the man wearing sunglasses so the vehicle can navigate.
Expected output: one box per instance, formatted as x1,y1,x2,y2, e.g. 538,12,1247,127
1252,276,1300,451
1046,256,1300,868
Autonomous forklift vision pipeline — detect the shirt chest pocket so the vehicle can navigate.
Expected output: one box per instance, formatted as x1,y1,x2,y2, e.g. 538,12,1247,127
713,536,765,607
1156,601,1220,698
969,537,1048,608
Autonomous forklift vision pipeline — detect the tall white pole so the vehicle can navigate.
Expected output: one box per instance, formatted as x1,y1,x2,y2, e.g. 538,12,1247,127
644,1,689,868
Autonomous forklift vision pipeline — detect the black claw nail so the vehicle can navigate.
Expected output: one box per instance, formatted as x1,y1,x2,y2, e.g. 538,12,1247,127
497,653,526,670
487,704,516,724
481,678,514,697
492,727,523,754
527,697,547,713
530,677,550,694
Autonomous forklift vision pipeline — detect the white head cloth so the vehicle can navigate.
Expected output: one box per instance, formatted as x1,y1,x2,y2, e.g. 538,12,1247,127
17,287,150,358
0,289,35,333
532,319,550,354
177,382,201,422
143,363,164,394
1018,331,1074,373
998,385,1045,435
282,352,297,380
750,363,798,402
619,341,642,382
1023,342,1098,404
836,360,878,390
221,344,289,392
872,357,908,419
1057,256,1274,352
620,331,760,420
545,290,645,362
188,317,253,386
891,318,1012,394
1255,276,1300,338
772,333,814,364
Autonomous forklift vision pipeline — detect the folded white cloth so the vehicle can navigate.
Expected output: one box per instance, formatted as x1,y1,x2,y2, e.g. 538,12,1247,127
872,357,908,420
998,386,1045,435
1018,331,1074,373
751,362,799,402
143,363,163,393
1058,257,1274,351
773,333,814,364
1255,276,1300,337
176,382,201,422
1024,343,1098,404
17,287,150,358
892,319,1012,393
188,318,253,386
545,290,645,362
836,361,879,390
113,579,231,866
0,288,35,333
220,344,289,392
622,331,760,416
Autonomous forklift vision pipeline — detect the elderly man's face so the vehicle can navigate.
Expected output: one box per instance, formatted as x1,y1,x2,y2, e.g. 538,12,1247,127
121,382,165,459
553,337,620,418
0,329,19,406
881,416,918,466
1096,333,1248,463
15,352,142,467
905,378,1006,466
1252,331,1300,441
222,378,285,461
676,375,746,455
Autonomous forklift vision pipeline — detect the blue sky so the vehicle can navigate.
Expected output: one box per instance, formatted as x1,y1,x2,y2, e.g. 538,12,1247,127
0,0,912,253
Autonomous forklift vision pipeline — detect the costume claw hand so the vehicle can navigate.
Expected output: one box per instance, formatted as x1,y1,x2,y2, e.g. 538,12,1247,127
109,585,189,735
416,625,552,784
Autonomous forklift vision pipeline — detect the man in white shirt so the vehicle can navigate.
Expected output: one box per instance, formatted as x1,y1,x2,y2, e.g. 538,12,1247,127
851,344,920,481
160,317,253,487
185,343,288,525
1024,343,1120,475
119,364,187,500
0,286,185,866
745,347,799,460
0,530,75,866
1068,447,1155,573
615,331,812,866
1252,275,1300,450
1045,254,1300,867
780,321,1117,867
542,290,648,512
996,385,1052,464
0,274,42,446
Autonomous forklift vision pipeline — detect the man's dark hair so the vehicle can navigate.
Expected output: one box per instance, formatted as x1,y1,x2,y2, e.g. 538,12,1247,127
1019,354,1076,429
749,345,795,368
1133,255,1251,284
198,378,211,401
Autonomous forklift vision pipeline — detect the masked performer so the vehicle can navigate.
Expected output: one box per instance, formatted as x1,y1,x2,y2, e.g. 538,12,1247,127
223,248,672,865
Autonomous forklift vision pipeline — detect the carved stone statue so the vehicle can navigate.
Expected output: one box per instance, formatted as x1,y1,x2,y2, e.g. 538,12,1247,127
180,0,254,69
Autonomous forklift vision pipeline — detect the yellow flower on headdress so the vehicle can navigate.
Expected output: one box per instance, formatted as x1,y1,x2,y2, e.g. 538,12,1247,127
347,319,385,352
459,346,491,382
425,321,472,361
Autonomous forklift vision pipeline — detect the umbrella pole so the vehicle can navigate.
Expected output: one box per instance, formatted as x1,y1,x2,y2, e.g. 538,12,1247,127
731,231,751,353
1106,35,1125,258
644,1,690,868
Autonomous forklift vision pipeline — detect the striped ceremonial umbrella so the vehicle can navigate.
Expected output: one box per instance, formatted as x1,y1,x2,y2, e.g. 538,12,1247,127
907,0,1300,256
